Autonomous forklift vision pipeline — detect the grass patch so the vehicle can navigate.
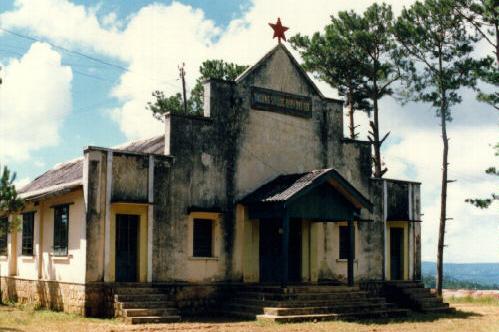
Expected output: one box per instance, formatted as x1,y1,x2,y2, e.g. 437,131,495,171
447,295,499,306
1,302,499,332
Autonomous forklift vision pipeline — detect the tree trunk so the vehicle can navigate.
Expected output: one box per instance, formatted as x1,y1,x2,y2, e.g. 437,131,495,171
436,111,448,297
495,20,498,66
348,91,356,139
180,65,188,114
436,49,448,298
372,86,382,178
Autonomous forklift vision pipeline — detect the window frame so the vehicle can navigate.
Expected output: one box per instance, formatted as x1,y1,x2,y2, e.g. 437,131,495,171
22,212,35,256
53,204,69,257
0,217,8,256
339,225,355,260
192,218,214,258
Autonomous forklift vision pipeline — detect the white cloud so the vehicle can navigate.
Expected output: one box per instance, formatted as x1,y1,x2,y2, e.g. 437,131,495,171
384,122,499,263
0,0,122,58
0,42,72,162
1,0,417,139
14,177,30,189
1,0,497,263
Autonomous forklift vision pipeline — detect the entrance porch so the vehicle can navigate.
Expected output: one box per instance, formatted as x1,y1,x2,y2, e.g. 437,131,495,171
241,169,373,287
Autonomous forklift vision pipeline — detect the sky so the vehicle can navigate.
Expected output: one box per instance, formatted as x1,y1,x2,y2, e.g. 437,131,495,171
0,0,497,263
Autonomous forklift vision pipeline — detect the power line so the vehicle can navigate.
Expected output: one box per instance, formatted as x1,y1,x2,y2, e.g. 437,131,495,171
0,27,129,72
0,27,182,90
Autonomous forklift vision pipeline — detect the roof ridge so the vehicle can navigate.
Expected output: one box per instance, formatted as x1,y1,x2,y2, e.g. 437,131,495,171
112,134,164,150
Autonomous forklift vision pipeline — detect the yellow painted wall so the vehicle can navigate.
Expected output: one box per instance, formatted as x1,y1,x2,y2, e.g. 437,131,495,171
301,220,311,281
181,211,223,282
330,222,361,281
15,202,39,280
242,213,259,283
109,203,148,282
0,214,19,277
310,222,319,282
39,190,86,282
386,221,409,281
33,189,87,283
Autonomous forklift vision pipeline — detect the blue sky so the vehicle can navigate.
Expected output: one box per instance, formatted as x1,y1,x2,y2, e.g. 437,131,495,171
0,0,497,263
0,0,250,181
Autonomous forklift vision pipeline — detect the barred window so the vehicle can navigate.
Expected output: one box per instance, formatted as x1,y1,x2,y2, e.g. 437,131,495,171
53,205,69,256
0,217,7,256
193,219,213,257
22,212,35,256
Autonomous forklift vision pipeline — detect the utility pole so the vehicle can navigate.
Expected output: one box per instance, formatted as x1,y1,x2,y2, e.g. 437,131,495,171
178,63,187,114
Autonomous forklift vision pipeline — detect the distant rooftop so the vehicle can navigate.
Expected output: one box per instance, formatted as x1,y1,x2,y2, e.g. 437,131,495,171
19,135,165,200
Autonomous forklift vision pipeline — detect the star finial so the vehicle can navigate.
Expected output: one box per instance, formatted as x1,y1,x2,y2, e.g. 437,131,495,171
268,18,289,44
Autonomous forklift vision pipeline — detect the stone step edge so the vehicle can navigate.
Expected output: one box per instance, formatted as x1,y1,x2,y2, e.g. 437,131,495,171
222,302,391,313
122,308,179,318
262,303,391,312
126,315,181,324
255,309,409,322
225,298,385,307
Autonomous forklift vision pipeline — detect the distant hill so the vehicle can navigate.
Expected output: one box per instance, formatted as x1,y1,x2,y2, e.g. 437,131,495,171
422,262,499,288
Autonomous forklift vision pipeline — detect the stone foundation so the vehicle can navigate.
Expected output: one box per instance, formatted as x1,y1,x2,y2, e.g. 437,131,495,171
0,277,86,315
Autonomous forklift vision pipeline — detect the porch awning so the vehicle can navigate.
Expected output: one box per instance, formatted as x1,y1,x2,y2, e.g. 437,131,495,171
241,168,373,220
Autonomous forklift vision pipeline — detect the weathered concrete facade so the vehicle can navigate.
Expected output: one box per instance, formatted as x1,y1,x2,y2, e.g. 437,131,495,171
1,44,421,316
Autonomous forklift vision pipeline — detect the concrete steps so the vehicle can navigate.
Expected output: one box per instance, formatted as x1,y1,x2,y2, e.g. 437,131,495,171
227,296,387,308
233,290,371,301
117,301,176,309
256,308,409,323
113,285,180,324
126,316,181,324
220,285,409,322
242,285,358,293
384,281,454,314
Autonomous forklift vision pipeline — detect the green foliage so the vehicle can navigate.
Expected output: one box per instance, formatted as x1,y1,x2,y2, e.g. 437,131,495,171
465,142,498,209
357,3,402,101
0,165,24,236
395,0,484,297
395,0,482,120
289,12,371,116
291,4,401,175
453,0,498,110
147,59,247,120
422,273,499,290
190,59,248,113
147,92,185,120
473,56,499,110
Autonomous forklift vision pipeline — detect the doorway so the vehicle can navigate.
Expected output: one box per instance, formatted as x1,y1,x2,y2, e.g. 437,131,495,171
115,214,139,282
259,219,302,283
390,227,404,280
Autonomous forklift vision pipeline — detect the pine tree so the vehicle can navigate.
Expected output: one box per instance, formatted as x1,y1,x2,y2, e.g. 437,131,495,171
0,166,24,236
395,0,483,297
289,13,371,139
454,0,498,110
291,3,402,177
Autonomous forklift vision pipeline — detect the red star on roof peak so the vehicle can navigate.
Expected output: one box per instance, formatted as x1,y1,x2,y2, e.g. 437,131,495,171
268,18,289,44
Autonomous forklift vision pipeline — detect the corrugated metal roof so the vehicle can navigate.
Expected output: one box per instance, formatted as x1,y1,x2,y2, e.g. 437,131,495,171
19,158,84,195
241,168,373,212
242,168,333,203
112,135,164,154
18,135,165,199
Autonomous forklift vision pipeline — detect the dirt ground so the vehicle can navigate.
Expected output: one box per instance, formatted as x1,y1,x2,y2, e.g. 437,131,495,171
0,301,498,332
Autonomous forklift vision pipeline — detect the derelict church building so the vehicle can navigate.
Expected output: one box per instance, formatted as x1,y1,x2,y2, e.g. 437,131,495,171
0,44,426,320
